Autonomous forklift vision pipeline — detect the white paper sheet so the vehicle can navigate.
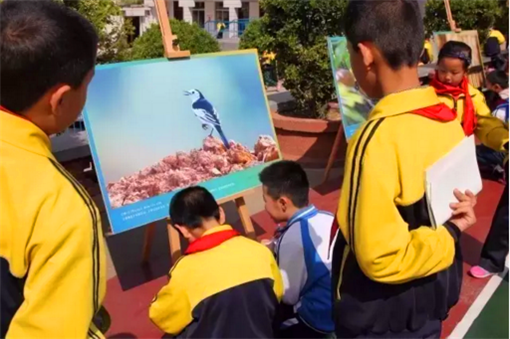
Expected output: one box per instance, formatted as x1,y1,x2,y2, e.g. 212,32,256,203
425,135,483,228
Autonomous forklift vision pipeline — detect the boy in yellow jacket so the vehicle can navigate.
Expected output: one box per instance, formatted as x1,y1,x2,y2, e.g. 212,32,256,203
431,40,509,152
0,2,106,338
150,186,283,338
331,1,477,338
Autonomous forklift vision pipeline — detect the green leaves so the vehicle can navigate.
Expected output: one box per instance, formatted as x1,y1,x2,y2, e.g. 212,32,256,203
131,19,220,60
62,0,133,64
424,0,504,43
240,0,348,119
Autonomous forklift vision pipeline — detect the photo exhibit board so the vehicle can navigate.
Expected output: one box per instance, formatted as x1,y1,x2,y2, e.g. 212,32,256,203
327,36,375,141
83,50,282,234
433,30,486,88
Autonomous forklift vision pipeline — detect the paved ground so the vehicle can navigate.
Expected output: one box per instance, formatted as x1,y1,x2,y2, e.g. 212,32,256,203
464,272,508,339
101,166,508,338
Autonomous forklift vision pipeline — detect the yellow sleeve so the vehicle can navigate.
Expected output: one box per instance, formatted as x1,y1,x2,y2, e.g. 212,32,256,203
351,143,457,284
7,209,103,339
269,252,283,301
473,91,510,151
497,31,506,45
149,267,192,336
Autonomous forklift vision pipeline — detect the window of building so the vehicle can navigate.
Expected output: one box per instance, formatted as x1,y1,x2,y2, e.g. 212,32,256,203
191,1,205,27
215,2,229,22
173,1,183,20
238,1,249,19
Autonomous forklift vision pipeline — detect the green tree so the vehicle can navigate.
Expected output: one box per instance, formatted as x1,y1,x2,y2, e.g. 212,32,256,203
241,0,348,119
131,19,220,60
424,0,503,42
61,0,134,64
239,19,273,53
494,0,509,37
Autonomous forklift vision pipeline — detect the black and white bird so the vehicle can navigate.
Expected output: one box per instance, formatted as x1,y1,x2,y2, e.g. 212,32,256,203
184,89,230,149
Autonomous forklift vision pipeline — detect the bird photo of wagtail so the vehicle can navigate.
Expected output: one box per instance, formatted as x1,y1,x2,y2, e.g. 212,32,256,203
184,89,230,150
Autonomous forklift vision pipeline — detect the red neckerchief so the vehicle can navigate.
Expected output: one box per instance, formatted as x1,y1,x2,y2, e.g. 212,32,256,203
411,102,457,122
329,217,339,251
430,76,477,136
185,229,240,255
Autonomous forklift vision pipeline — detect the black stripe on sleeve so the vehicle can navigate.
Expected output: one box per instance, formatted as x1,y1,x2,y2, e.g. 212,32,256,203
349,119,385,254
347,120,376,252
49,160,100,314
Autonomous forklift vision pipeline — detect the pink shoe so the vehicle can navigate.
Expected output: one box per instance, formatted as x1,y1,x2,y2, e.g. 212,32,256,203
469,266,495,279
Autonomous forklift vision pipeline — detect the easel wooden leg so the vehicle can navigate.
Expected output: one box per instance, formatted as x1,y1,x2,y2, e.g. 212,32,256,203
142,222,156,264
167,220,182,263
235,197,256,239
322,126,345,184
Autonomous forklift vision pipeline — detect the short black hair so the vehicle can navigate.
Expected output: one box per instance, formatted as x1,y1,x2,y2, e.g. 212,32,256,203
344,0,424,70
438,41,472,70
259,160,309,208
0,0,98,113
487,70,509,89
169,186,220,228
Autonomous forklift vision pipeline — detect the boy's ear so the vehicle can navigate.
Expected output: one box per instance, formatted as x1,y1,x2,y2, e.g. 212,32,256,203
49,84,72,116
357,42,375,70
174,224,192,239
277,196,291,212
219,207,226,225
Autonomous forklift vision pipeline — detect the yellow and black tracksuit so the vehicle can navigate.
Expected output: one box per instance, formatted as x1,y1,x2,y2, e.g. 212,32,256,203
331,87,465,337
0,109,106,338
150,225,283,338
437,84,509,152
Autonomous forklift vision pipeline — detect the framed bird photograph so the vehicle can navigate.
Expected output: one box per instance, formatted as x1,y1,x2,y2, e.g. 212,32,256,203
327,36,374,141
83,50,281,234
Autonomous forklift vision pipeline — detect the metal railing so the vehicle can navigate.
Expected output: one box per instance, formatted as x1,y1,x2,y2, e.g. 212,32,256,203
204,19,251,39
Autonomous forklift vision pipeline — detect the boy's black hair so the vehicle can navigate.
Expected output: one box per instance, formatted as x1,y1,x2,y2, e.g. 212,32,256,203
0,0,98,113
438,41,472,70
259,160,309,208
344,0,424,71
487,70,509,89
169,186,220,228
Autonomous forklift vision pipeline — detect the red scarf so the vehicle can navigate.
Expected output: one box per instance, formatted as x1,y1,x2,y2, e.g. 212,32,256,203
430,76,477,136
185,229,240,255
411,102,457,122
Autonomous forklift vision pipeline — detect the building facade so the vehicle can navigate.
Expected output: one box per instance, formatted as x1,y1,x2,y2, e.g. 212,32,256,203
122,0,261,38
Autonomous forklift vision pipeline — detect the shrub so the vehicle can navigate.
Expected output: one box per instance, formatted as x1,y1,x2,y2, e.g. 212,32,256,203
494,1,509,37
238,0,347,119
131,19,220,60
62,0,134,64
424,0,503,43
239,19,273,53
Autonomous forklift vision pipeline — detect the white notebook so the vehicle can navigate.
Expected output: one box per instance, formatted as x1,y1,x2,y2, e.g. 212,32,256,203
425,135,483,228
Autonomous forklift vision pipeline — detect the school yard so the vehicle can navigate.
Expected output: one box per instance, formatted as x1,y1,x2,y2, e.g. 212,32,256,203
96,165,508,339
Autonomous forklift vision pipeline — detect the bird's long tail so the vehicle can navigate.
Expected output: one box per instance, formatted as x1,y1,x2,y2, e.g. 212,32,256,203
215,126,230,149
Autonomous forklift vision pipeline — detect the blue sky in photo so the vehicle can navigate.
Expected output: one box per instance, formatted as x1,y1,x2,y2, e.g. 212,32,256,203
85,52,275,183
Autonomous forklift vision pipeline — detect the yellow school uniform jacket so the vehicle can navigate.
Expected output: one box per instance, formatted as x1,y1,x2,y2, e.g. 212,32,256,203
437,84,509,152
332,87,465,336
489,29,506,46
424,40,433,60
150,225,283,338
0,110,106,338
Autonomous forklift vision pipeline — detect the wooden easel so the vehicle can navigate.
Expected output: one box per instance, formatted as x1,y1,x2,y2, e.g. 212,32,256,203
444,0,461,33
322,125,345,184
141,0,256,263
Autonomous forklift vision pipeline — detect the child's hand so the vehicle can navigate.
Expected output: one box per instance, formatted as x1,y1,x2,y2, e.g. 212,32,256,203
449,189,477,232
